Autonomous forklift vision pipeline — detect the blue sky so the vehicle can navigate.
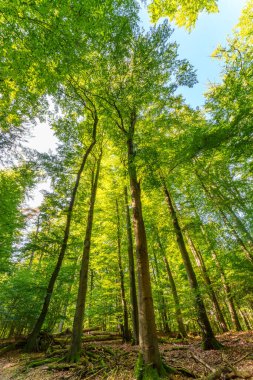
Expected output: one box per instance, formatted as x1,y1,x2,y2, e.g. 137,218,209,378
139,0,248,108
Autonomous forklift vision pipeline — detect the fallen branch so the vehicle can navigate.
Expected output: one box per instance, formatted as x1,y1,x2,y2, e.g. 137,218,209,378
190,352,215,371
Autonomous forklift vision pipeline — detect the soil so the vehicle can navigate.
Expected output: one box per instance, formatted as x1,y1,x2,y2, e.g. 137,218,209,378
0,331,252,379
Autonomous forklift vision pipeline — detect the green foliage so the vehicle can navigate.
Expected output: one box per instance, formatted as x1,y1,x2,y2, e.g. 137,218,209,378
0,0,252,372
148,0,218,29
0,166,34,273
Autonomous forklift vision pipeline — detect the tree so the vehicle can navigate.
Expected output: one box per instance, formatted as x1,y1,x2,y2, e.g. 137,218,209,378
68,152,102,362
148,0,218,29
25,98,99,351
0,166,34,273
89,21,196,376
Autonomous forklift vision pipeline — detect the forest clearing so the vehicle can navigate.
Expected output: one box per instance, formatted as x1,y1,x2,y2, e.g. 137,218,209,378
1,0,253,379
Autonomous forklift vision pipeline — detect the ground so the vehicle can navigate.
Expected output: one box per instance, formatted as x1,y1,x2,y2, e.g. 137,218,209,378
0,331,252,379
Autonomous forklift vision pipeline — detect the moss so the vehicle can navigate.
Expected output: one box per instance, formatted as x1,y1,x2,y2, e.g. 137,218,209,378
134,352,144,380
134,354,171,380
27,356,63,368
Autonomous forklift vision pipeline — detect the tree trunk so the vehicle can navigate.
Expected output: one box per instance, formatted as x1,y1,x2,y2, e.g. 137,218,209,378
88,269,94,328
68,153,101,362
156,231,187,337
127,129,162,372
186,235,228,333
25,117,97,352
124,186,139,345
162,180,221,350
152,247,171,334
239,309,251,330
211,251,242,331
58,257,79,333
216,188,253,248
29,214,40,269
116,199,130,342
196,172,253,264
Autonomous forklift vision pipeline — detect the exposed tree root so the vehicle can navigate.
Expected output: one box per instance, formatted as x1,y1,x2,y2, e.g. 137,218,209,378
135,353,196,379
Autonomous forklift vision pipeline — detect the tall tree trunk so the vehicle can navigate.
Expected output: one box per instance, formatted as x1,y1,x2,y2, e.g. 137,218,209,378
152,247,171,334
216,188,253,248
196,172,253,264
124,186,139,345
25,130,97,351
29,214,40,268
186,235,228,333
58,257,79,333
156,231,187,337
68,153,101,362
116,199,130,342
88,269,94,328
162,179,221,350
127,125,162,372
211,251,242,331
238,308,251,330
220,210,253,264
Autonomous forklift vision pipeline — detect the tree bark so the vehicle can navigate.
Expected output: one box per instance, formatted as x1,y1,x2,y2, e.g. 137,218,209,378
68,153,101,362
124,186,139,345
127,119,162,371
186,235,228,333
116,199,130,342
162,180,221,350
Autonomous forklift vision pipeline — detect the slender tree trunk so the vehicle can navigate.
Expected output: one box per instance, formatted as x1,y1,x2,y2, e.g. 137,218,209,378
58,257,79,333
124,186,139,345
88,269,94,328
152,248,171,334
239,309,251,330
221,211,253,264
186,235,228,333
211,251,242,331
29,214,40,268
216,189,253,248
244,310,253,329
156,231,187,337
127,126,162,372
116,199,130,342
196,172,253,264
68,154,101,362
162,180,221,350
25,114,98,352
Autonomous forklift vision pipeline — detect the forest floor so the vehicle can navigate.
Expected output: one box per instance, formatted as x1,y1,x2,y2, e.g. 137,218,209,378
0,331,252,379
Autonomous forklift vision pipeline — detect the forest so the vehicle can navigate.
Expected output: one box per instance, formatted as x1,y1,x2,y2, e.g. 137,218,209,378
0,0,252,379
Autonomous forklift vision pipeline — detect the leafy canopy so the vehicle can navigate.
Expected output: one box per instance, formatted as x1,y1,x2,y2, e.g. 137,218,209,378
148,0,218,30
